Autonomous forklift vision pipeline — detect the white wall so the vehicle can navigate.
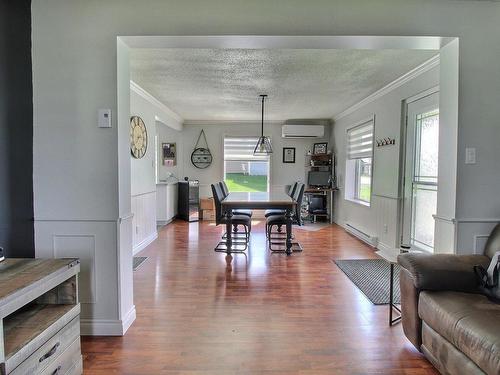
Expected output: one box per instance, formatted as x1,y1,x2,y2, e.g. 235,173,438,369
332,64,440,251
181,121,330,197
130,86,182,253
31,0,500,334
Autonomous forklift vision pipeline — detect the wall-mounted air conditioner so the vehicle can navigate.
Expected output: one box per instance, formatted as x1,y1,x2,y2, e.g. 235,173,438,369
281,124,325,139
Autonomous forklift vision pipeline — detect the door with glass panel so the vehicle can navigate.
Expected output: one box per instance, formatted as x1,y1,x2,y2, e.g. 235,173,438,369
402,92,439,252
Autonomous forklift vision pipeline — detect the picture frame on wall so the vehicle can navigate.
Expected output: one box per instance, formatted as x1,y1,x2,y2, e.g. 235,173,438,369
162,142,176,166
283,147,296,163
313,142,328,155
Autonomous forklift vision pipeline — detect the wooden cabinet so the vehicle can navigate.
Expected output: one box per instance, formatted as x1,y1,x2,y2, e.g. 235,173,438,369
156,183,178,225
0,258,82,375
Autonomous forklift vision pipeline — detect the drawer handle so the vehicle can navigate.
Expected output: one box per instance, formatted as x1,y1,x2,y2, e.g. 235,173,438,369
51,365,62,375
39,342,60,363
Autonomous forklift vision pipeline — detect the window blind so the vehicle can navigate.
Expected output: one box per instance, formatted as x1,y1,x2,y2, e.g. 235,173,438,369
347,119,374,160
224,136,269,161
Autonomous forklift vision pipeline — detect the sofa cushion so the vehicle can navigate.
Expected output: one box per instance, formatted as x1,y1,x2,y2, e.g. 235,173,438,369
419,291,500,375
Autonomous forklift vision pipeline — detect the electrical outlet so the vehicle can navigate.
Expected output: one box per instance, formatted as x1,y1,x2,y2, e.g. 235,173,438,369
136,226,139,235
383,224,388,234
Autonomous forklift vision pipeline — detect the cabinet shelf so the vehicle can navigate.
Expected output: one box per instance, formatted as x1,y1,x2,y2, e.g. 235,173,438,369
4,303,78,362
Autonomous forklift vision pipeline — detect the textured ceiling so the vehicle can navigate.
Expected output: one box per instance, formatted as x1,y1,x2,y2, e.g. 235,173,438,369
130,49,437,121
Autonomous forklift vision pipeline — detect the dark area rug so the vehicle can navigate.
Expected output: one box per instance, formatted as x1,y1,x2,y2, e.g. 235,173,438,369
333,259,400,305
133,256,148,271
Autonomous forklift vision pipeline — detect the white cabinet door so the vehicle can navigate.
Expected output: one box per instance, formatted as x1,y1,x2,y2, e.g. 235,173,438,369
166,183,178,221
156,185,168,222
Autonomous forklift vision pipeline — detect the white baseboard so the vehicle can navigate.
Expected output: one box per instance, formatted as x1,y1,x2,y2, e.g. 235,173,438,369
80,306,136,336
133,231,158,256
121,305,136,335
157,218,174,226
80,305,136,336
376,241,397,253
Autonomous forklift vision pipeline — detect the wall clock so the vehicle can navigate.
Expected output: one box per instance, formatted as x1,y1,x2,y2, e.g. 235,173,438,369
130,116,148,159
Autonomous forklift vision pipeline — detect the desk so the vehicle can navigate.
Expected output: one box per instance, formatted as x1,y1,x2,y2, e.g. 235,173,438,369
222,191,296,255
304,188,337,224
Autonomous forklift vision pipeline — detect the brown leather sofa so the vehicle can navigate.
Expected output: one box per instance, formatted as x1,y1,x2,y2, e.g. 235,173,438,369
398,224,500,375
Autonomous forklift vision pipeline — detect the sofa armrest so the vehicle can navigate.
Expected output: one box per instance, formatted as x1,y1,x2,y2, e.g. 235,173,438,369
397,253,490,293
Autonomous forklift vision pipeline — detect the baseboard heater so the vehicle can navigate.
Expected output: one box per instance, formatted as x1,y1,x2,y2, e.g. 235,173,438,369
344,222,378,247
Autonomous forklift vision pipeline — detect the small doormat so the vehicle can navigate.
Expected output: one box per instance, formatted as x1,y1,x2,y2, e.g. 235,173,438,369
133,256,148,271
333,259,401,305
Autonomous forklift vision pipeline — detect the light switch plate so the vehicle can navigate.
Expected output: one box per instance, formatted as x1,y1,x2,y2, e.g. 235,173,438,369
465,147,476,164
98,109,112,128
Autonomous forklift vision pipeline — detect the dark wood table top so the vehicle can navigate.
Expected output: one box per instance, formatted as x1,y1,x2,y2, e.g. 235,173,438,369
222,191,295,210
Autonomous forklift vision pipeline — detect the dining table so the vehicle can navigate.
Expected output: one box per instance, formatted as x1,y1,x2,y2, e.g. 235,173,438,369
221,190,297,255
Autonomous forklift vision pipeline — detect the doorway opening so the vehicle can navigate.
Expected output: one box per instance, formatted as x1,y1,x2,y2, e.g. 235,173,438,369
401,90,439,252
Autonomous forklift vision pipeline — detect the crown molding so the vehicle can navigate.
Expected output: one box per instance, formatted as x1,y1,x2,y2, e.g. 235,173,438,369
183,119,284,126
129,80,183,124
332,54,440,122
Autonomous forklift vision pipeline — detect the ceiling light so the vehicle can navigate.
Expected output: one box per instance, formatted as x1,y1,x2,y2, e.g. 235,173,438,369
254,94,273,155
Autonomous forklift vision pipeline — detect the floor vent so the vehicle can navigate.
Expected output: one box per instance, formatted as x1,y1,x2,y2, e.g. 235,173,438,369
344,222,378,247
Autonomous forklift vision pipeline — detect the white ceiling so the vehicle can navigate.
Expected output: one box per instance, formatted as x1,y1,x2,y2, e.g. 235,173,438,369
130,48,437,121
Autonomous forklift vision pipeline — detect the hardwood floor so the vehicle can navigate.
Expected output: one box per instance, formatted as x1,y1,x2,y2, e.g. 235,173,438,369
81,220,437,375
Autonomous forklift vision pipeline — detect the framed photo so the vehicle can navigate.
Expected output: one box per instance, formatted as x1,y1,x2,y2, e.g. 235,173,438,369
313,142,328,155
162,142,176,166
282,147,296,163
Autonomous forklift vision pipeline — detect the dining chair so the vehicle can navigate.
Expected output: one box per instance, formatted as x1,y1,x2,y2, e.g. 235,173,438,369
264,181,298,218
218,181,253,217
266,183,305,251
211,183,251,252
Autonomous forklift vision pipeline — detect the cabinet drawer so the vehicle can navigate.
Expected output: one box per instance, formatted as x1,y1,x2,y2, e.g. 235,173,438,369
9,317,80,375
40,338,81,375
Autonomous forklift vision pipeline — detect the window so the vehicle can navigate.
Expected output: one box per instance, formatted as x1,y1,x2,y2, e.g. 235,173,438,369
345,118,374,205
223,136,270,192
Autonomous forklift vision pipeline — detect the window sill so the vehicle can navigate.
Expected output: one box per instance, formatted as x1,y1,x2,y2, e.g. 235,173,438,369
345,197,371,207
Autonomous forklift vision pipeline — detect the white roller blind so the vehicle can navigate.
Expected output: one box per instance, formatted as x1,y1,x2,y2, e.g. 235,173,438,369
224,136,269,161
347,119,374,160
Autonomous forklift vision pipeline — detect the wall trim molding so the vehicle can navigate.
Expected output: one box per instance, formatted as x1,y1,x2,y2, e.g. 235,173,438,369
183,119,284,126
130,80,183,124
333,54,440,121
454,218,500,224
376,241,397,253
131,190,156,198
80,305,136,336
133,231,158,256
372,193,400,200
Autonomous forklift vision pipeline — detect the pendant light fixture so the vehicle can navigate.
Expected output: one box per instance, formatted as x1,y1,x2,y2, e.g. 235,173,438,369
253,94,273,155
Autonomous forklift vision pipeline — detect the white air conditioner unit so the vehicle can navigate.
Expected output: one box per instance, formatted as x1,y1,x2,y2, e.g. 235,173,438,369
281,124,325,139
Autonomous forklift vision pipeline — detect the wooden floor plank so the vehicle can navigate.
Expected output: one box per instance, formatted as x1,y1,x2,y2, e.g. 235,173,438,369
82,220,436,374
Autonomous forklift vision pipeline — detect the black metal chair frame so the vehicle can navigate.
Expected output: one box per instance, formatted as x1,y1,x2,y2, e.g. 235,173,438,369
211,183,251,252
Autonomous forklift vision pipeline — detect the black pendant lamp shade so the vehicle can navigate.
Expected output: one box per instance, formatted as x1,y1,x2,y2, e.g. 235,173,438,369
254,94,273,155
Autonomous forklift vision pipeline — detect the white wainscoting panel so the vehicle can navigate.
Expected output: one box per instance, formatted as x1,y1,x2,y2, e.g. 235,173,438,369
35,220,121,335
132,191,157,255
53,235,96,304
455,219,500,255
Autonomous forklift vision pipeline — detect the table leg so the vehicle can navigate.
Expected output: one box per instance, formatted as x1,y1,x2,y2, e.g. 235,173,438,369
389,263,394,325
389,262,402,326
285,207,293,256
225,209,233,253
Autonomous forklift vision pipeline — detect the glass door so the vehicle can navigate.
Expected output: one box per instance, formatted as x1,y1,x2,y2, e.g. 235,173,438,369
402,92,439,252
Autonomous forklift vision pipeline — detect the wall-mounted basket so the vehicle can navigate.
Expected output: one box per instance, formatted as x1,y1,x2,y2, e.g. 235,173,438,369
191,129,213,169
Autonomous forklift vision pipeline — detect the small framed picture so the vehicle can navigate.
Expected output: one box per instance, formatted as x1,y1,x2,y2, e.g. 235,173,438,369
282,147,296,163
162,142,176,166
313,142,328,155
